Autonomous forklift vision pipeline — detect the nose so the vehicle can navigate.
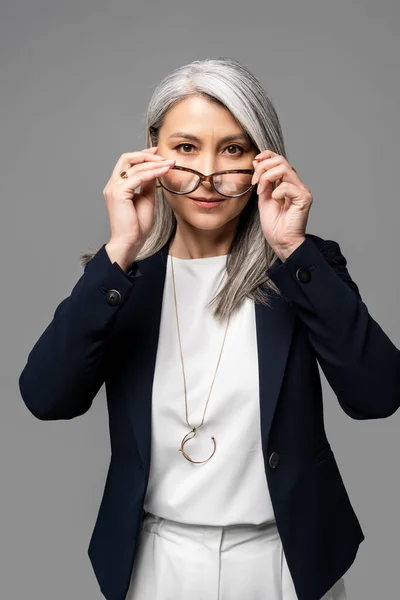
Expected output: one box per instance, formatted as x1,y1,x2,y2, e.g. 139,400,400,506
200,178,214,191
196,161,219,191
193,156,219,178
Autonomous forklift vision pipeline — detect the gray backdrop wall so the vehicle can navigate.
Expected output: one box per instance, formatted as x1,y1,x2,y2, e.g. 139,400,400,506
2,0,399,598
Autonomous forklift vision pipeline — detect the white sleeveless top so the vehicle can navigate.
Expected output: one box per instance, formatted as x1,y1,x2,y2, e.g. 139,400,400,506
143,252,276,526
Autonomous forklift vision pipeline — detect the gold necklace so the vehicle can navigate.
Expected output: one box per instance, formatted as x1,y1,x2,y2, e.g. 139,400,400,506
169,253,231,464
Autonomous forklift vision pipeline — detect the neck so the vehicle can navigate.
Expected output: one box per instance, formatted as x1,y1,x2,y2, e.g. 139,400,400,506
168,222,237,259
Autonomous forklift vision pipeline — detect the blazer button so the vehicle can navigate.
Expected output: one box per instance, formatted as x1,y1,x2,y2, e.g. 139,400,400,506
269,452,280,469
106,289,122,306
295,267,312,283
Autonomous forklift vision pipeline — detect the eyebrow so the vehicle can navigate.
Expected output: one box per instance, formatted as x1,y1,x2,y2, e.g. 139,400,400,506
167,131,252,144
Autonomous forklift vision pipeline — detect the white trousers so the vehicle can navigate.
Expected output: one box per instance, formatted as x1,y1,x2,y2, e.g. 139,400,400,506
126,512,348,600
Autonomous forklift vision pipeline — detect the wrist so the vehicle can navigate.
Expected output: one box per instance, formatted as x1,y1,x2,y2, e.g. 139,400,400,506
105,241,140,272
272,237,306,263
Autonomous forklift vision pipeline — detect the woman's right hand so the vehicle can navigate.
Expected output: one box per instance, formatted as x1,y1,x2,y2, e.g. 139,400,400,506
103,147,175,265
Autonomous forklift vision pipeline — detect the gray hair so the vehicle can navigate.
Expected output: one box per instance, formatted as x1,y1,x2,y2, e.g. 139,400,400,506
80,56,289,322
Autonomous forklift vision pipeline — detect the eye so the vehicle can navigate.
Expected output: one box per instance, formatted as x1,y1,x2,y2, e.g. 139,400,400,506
225,144,245,155
175,143,195,153
174,143,245,155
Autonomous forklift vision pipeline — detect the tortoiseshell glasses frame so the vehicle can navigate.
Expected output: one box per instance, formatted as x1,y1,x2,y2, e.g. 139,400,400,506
155,165,256,198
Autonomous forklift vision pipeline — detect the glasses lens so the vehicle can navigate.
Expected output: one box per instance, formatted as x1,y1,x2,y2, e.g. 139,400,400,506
158,169,254,197
158,169,200,194
213,173,253,196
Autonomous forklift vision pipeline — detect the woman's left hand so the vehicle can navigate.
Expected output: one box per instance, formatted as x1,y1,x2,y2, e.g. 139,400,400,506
252,150,313,260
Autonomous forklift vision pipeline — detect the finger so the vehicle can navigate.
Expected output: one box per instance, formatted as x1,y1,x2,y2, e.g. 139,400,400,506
253,155,298,183
139,169,165,200
114,150,166,175
119,163,173,189
270,181,306,200
254,149,297,175
117,159,175,181
254,149,278,160
112,149,166,178
257,165,299,194
252,155,282,180
113,155,171,181
139,176,156,200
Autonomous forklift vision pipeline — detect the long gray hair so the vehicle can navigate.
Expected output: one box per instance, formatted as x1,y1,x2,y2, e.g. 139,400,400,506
80,57,290,322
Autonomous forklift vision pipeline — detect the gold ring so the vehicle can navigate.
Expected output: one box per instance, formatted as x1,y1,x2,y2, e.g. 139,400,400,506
120,170,128,179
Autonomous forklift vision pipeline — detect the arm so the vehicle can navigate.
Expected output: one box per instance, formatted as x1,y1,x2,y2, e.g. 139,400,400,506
18,244,142,420
266,233,400,419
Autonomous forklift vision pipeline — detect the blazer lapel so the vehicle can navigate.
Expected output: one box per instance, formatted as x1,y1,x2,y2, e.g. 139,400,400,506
122,242,295,471
255,293,295,449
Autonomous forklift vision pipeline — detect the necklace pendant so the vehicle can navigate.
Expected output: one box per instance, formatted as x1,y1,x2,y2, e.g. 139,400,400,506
178,428,217,464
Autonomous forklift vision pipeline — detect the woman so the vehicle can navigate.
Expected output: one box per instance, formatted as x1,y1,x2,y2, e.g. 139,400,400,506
19,57,400,600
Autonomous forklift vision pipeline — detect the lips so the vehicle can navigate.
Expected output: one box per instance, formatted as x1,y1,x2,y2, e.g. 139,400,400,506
189,196,223,203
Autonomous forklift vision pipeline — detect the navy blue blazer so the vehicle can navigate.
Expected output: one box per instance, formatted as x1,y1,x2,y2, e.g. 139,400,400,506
19,233,400,600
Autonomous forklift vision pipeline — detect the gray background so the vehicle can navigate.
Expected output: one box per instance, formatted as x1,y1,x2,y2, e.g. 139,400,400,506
2,0,399,598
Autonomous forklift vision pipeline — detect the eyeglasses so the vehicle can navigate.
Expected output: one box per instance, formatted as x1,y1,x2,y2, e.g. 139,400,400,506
155,165,256,198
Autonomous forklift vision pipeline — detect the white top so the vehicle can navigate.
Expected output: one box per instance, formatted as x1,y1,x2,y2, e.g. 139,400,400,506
143,253,276,526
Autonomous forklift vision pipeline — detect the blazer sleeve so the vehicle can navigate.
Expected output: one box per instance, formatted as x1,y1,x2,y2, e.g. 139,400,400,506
266,233,400,420
18,244,143,421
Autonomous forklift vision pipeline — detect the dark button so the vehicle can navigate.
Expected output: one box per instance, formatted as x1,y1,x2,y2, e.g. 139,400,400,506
106,289,122,306
295,267,312,283
269,452,280,469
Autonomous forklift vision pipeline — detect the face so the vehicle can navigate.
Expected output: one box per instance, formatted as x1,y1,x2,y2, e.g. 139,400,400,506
154,95,259,233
